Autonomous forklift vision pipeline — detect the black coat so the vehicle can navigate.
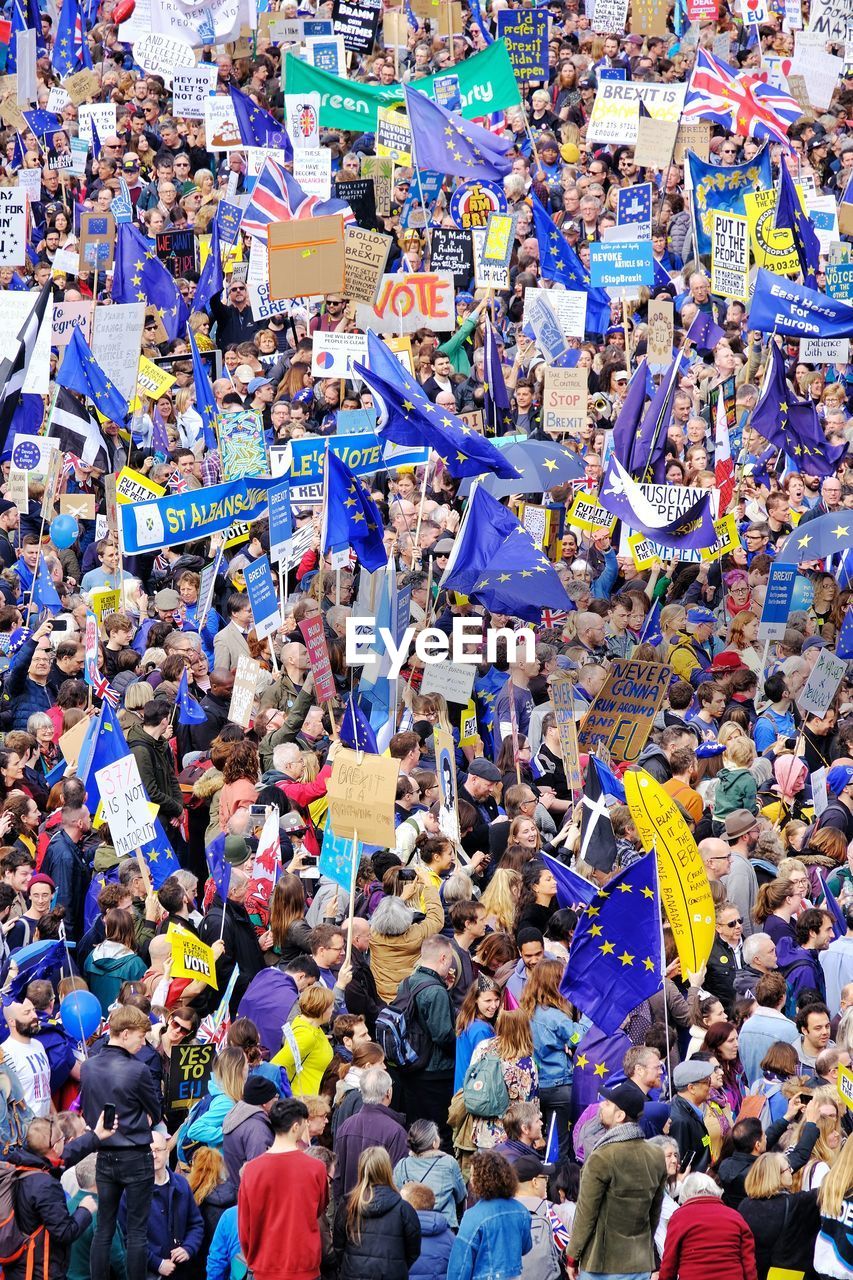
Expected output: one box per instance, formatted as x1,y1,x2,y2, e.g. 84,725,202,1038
704,936,743,1015
343,949,384,1036
333,1185,421,1280
737,1190,820,1280
7,1133,98,1280
198,897,264,1015
719,1120,819,1209
79,1043,162,1148
668,1094,709,1172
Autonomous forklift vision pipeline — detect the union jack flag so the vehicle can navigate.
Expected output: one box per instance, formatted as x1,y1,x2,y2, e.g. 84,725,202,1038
241,158,355,244
683,49,801,146
86,659,120,709
197,965,240,1050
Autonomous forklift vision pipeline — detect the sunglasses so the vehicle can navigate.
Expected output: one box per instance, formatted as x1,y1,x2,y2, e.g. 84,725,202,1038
169,1018,192,1036
722,917,744,925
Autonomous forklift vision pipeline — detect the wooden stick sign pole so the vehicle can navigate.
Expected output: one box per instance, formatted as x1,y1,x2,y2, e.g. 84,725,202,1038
344,827,360,968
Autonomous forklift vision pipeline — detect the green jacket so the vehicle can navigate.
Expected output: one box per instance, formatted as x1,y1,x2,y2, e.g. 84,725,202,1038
126,722,183,820
408,966,457,1075
568,1128,666,1274
713,766,757,820
438,313,477,375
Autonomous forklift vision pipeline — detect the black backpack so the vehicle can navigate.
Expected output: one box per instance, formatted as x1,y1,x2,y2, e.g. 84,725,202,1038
374,975,434,1072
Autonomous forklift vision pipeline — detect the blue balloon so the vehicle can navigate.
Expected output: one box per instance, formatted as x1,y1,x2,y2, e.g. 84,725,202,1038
59,991,102,1042
49,514,79,549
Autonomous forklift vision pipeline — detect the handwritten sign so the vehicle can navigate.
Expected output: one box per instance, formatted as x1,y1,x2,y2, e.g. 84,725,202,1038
327,746,399,846
228,655,260,728
94,754,156,858
298,615,336,703
496,8,549,77
578,659,670,762
354,271,456,334
168,1043,215,1112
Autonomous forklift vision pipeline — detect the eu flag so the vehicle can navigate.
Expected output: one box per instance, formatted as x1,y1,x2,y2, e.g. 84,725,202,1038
482,314,512,435
193,219,224,316
228,84,292,159
776,159,820,289
611,358,651,475
189,330,218,451
530,195,612,336
403,84,513,181
112,223,188,342
57,326,129,424
639,599,663,646
599,455,717,551
50,0,92,77
441,486,572,624
205,833,232,903
571,1023,632,1120
540,851,596,909
322,451,388,572
32,556,61,614
353,332,520,481
76,700,180,887
837,608,853,660
631,356,684,483
340,695,379,755
687,147,772,257
177,666,206,725
561,851,662,1034
751,342,846,477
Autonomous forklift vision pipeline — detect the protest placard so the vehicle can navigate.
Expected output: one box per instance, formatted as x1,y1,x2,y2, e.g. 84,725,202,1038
758,563,799,641
343,225,392,304
90,588,121,622
800,337,850,363
577,659,670,761
168,1044,216,1112
428,228,474,289
633,115,678,170
710,211,749,300
327,747,399,846
311,330,368,378
168,925,219,989
284,94,321,150
542,368,588,436
376,106,412,165
134,32,195,84
155,229,196,277
51,300,92,349
172,64,217,115
674,121,711,163
334,179,376,228
647,298,674,370
549,674,583,793
62,68,100,104
472,228,510,290
298,615,337,703
743,188,799,275
78,103,116,144
521,287,587,340
567,491,616,533
293,147,332,199
60,493,96,521
355,271,456,334
5,469,26,508
136,357,176,401
450,180,507,230
204,95,241,149
268,215,346,301
588,81,686,146
361,156,394,216
332,0,381,51
228,655,260,728
244,555,281,642
0,292,52,393
304,35,347,75
10,433,55,475
496,9,549,77
220,409,268,481
799,648,847,718
78,212,116,271
590,240,654,290
592,0,629,30
420,661,477,706
116,467,166,506
94,754,157,859
0,189,26,267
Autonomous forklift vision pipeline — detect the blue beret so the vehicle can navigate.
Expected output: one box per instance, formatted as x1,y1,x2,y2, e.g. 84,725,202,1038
687,607,715,625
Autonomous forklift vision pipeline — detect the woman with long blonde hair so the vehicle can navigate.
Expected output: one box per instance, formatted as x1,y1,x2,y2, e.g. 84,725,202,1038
466,1008,538,1151
479,868,521,933
816,1132,853,1277
794,1089,844,1191
335,1146,421,1279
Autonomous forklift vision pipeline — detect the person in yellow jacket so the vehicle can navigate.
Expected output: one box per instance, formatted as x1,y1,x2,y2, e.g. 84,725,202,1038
668,608,717,684
272,982,335,1095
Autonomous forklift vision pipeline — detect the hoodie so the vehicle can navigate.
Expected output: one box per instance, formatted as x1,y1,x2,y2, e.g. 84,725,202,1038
82,940,146,1015
713,766,758,820
183,1076,237,1153
222,1100,274,1186
409,1210,454,1280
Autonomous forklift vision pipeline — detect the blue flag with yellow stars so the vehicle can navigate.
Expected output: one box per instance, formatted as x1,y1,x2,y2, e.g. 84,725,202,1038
403,84,513,181
751,342,846,477
441,485,572,623
837,608,853,660
32,555,62,614
340,695,379,755
112,223,188,342
777,160,820,289
50,0,92,77
189,330,218,451
571,1023,633,1120
229,84,292,159
473,666,508,742
322,451,388,572
530,195,612,336
482,313,513,435
57,326,128,423
177,666,206,726
193,218,224,316
561,851,663,1035
353,332,520,481
687,146,772,258
777,510,853,565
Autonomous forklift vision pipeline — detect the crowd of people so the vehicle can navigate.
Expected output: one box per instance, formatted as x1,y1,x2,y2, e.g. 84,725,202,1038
0,0,850,1278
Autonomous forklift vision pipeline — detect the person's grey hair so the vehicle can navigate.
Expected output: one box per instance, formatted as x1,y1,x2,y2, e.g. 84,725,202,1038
273,743,301,769
360,1066,393,1105
815,1047,842,1077
837,1007,853,1055
74,1153,98,1191
407,1119,440,1154
742,933,773,966
370,895,414,937
140,648,167,672
440,872,474,906
26,712,54,736
679,1172,722,1202
124,682,154,712
648,1135,679,1156
173,868,198,895
165,630,200,654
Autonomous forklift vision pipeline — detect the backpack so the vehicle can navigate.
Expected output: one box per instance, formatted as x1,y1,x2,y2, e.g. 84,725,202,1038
0,1051,33,1157
462,1049,510,1118
374,976,434,1071
0,1162,44,1270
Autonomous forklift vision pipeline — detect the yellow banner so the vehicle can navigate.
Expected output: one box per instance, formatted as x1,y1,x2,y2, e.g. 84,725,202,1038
567,492,616,534
459,699,479,746
168,925,218,989
700,512,740,562
136,357,176,402
116,466,166,506
743,189,799,276
627,534,660,572
89,588,120,622
624,770,715,977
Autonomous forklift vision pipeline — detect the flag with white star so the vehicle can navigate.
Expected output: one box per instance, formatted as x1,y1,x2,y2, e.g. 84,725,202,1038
776,159,820,289
321,450,388,571
353,331,520,481
561,851,663,1035
56,325,128,423
111,222,188,342
403,84,513,181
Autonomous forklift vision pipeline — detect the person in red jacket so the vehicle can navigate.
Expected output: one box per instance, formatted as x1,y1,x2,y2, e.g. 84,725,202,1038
659,1172,757,1280
238,1096,328,1280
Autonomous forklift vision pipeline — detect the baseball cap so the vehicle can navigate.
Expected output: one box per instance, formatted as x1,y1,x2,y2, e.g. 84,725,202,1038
248,377,272,394
599,1081,647,1119
827,764,853,796
801,636,827,652
154,588,180,610
514,1153,554,1181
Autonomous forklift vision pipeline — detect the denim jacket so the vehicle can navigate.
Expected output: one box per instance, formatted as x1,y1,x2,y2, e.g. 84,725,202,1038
448,1198,532,1280
531,1006,583,1088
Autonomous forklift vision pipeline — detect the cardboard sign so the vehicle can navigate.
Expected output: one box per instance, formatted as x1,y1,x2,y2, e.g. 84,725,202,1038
91,302,146,402
647,298,674,370
60,493,96,520
0,189,27,267
577,659,670,762
549,674,583,793
798,648,846,718
10,434,56,475
361,155,393,216
710,210,749,301
5,468,26,507
354,271,455,334
298,614,336,703
542,367,588,437
268,214,345,301
344,224,392,304
172,64,217,116
633,116,678,170
674,121,711,163
228,654,260,728
327,746,399,846
434,723,461,847
420,660,477,706
136,356,176,402
168,924,218,989
376,106,412,165
838,1062,853,1113
62,68,101,105
78,211,116,270
168,1043,216,1112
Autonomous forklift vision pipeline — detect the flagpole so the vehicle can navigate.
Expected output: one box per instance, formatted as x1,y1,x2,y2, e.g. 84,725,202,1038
411,458,432,570
407,128,434,260
653,842,673,1096
344,828,360,968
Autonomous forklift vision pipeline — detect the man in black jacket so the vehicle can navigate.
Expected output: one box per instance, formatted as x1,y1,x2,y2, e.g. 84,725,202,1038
668,1059,715,1171
198,867,264,1016
704,902,745,1015
717,1100,821,1207
79,1004,161,1280
8,1115,105,1280
343,916,384,1036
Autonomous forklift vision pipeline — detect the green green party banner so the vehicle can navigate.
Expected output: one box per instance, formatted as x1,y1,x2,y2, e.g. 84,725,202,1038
284,40,521,132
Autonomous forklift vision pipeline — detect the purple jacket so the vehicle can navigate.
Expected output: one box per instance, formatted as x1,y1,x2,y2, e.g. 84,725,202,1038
333,1103,409,1202
235,968,299,1057
221,1101,273,1186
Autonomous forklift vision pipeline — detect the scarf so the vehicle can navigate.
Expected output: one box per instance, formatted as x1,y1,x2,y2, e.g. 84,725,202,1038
595,1121,646,1149
725,590,752,616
